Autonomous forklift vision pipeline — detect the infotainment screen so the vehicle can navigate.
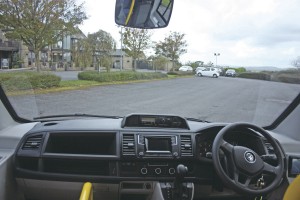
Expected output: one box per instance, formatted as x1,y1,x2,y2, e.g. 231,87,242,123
145,137,172,152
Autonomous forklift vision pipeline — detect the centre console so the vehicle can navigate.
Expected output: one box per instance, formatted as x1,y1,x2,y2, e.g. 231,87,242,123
121,132,193,178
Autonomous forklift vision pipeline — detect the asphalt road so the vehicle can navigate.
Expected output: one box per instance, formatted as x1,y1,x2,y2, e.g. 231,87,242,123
9,76,300,126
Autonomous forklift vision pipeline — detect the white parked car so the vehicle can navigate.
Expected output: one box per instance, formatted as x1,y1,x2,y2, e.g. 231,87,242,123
197,67,219,78
178,65,193,72
195,67,206,73
214,68,222,74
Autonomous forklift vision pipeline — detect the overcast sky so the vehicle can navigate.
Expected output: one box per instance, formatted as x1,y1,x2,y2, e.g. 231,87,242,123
79,0,300,68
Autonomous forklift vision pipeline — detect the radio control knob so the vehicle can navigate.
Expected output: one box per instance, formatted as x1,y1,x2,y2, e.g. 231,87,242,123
141,168,148,175
155,168,162,175
169,168,176,175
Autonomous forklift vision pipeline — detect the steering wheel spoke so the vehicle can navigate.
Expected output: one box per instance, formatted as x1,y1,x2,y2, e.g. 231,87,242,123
244,176,252,187
220,139,234,154
263,162,279,175
233,169,252,188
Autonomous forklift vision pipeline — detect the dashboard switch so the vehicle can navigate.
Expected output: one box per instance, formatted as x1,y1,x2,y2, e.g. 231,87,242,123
141,167,148,175
169,168,176,175
155,168,162,175
206,152,212,158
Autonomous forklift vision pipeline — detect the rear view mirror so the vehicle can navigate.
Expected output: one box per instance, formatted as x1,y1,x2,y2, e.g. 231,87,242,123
115,0,174,29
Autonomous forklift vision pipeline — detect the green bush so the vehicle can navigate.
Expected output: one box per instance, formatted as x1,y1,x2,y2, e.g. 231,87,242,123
166,71,178,75
0,71,61,91
235,67,247,73
78,71,167,82
167,71,194,76
238,72,271,81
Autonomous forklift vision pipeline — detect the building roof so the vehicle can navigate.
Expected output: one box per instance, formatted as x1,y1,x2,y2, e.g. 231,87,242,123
70,28,87,40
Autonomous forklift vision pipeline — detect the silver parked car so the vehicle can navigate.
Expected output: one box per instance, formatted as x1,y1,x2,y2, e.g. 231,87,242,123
225,69,236,77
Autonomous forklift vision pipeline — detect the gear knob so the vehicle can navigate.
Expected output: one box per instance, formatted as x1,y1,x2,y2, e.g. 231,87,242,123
176,164,188,177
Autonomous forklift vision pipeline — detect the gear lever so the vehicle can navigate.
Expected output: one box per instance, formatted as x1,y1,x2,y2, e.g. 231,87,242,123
174,164,189,200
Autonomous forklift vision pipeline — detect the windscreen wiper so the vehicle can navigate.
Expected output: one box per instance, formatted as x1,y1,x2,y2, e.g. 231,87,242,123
33,113,122,120
185,117,210,123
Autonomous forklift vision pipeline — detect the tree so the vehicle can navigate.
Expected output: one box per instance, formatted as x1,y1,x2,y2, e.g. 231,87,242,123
185,60,204,70
155,31,187,71
0,0,87,72
292,56,300,71
122,27,152,70
148,55,170,71
236,67,246,73
195,61,204,67
71,37,93,70
88,30,116,72
204,61,214,67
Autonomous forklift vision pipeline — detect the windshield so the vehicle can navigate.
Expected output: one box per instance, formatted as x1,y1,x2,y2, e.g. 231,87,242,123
0,0,300,126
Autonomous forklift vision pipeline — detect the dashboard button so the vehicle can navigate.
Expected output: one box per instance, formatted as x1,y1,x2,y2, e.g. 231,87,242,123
206,152,212,158
169,168,175,175
155,168,162,175
141,168,148,175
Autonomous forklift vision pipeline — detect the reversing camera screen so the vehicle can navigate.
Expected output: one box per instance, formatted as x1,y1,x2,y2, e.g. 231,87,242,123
146,137,171,152
291,158,300,175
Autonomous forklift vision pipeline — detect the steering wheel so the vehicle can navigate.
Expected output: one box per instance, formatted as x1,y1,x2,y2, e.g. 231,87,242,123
212,122,285,195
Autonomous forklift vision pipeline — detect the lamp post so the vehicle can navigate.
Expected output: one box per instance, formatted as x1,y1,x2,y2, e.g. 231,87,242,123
120,26,124,71
214,53,220,67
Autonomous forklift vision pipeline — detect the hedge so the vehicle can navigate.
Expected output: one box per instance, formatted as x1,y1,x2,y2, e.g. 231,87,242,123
238,72,271,81
167,71,194,76
0,72,61,91
78,71,168,82
275,74,300,84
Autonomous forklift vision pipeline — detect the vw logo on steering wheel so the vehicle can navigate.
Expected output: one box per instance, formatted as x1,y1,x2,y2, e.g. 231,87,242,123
244,151,256,163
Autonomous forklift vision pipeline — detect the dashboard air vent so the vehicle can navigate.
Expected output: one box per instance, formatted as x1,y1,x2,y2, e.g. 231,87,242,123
180,135,193,156
122,134,135,156
22,135,43,150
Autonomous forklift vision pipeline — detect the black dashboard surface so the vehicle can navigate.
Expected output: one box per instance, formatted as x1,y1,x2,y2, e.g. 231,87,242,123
14,116,271,184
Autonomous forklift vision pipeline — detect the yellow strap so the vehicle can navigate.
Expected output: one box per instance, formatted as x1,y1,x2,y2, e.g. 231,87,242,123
284,175,300,200
79,182,93,200
125,0,135,25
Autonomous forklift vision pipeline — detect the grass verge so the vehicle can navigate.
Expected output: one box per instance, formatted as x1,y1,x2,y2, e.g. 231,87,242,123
0,71,61,91
5,74,191,96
